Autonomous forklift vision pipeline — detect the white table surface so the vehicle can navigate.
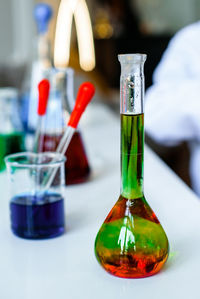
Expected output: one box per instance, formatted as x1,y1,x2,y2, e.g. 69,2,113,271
0,103,200,299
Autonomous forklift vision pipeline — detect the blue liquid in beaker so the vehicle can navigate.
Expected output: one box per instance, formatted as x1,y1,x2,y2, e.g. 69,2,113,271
10,192,65,239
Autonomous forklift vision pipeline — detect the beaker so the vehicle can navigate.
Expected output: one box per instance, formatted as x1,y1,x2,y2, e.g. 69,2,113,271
94,54,169,278
0,88,25,171
38,68,90,185
5,152,66,239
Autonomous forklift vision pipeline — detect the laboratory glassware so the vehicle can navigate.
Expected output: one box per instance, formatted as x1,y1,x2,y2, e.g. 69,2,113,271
0,88,25,171
38,68,92,185
21,3,53,132
95,54,169,278
5,152,66,239
43,81,95,189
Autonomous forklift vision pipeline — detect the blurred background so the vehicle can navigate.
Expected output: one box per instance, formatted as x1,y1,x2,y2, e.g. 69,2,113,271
2,0,200,88
1,0,200,190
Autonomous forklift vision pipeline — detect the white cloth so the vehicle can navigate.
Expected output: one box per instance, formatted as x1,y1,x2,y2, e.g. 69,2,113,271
145,21,200,195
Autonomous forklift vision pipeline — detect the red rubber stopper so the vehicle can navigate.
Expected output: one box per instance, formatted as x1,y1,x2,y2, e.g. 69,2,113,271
37,79,50,116
68,82,95,128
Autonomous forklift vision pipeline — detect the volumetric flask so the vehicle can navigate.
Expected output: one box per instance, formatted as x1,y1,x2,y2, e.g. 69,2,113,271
94,54,169,278
5,152,66,239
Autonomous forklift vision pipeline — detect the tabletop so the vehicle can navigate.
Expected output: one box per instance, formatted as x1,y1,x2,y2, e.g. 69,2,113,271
0,102,199,299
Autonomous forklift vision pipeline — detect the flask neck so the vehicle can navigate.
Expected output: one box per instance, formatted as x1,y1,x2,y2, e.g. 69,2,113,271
37,34,52,68
118,54,146,199
42,68,75,134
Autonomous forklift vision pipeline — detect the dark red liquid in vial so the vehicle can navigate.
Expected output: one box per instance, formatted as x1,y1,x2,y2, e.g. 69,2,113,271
39,131,90,185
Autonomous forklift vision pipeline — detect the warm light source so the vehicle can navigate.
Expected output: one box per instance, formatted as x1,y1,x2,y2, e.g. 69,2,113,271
54,0,95,71
54,0,76,68
74,0,95,71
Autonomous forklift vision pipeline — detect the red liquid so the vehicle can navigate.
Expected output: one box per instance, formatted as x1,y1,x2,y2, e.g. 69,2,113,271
39,131,90,185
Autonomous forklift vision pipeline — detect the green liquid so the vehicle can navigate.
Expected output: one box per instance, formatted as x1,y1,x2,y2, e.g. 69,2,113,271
121,113,144,199
0,132,25,171
95,113,169,278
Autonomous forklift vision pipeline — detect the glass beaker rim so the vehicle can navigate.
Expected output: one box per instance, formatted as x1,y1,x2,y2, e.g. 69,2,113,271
4,152,66,168
118,53,147,63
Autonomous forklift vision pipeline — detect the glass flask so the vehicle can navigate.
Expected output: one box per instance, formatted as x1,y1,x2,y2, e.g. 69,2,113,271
38,68,91,185
95,54,169,278
0,88,25,171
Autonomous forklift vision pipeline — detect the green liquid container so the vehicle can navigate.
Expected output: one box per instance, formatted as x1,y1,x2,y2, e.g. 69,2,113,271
0,88,25,171
95,54,169,278
0,132,25,171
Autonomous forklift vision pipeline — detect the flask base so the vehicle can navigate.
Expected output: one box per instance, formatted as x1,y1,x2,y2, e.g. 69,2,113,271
95,195,169,278
96,252,168,278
